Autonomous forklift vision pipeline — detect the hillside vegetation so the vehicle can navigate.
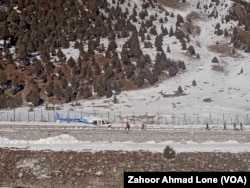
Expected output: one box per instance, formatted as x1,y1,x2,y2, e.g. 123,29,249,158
0,0,250,109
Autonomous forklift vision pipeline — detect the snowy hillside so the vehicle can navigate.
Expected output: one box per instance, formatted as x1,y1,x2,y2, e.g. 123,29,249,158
66,0,250,123
0,0,250,125
100,0,250,122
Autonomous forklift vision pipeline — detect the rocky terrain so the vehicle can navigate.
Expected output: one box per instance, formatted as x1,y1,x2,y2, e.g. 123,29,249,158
0,128,249,188
0,148,250,188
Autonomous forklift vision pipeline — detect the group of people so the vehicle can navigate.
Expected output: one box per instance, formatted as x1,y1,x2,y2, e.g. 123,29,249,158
232,121,243,130
206,121,244,131
125,121,245,131
125,121,146,131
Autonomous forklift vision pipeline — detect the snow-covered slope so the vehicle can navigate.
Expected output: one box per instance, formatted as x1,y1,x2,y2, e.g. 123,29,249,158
82,0,250,123
1,0,250,125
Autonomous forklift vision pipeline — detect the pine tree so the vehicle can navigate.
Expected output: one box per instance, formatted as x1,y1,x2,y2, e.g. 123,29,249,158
26,90,41,106
67,56,75,68
155,35,163,51
107,40,117,53
167,46,171,53
192,79,197,86
169,26,174,37
57,48,66,62
177,85,183,94
54,83,63,100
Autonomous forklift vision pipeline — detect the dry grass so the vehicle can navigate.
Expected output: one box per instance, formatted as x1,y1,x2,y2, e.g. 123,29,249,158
229,4,247,19
157,0,186,9
120,79,136,91
186,11,202,20
181,11,202,36
160,91,187,98
207,42,244,58
211,64,225,73
208,43,234,54
182,22,201,35
238,27,250,44
229,4,250,43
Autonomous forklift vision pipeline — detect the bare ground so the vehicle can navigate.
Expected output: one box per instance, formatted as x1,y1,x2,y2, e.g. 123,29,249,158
0,128,250,188
0,149,250,188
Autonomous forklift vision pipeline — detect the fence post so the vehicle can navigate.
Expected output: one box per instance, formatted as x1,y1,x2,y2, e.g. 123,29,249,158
13,108,15,122
183,113,186,125
197,114,200,124
54,107,56,122
133,112,135,124
41,109,42,122
119,111,121,123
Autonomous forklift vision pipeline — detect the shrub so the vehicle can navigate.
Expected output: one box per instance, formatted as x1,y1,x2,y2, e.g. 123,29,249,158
169,66,178,77
163,145,176,159
240,68,243,74
133,74,144,88
113,95,119,104
187,45,195,55
26,90,42,106
203,98,212,102
177,85,183,94
211,56,219,63
192,79,197,86
178,61,186,70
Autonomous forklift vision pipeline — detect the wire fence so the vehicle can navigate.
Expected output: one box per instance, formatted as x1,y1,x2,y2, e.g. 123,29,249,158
0,107,250,126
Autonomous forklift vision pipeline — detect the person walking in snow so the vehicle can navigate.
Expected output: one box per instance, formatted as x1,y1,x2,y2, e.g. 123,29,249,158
141,123,146,130
125,121,130,131
206,122,210,131
223,121,227,130
233,121,236,130
240,122,243,130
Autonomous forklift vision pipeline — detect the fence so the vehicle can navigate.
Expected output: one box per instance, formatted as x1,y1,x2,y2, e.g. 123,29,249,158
0,107,250,126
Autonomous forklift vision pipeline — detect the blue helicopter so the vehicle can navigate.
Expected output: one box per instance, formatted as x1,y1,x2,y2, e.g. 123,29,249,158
55,112,93,125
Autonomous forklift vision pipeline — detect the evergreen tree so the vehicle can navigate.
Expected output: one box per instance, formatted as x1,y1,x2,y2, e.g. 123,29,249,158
57,48,66,62
133,73,145,88
26,90,41,106
67,56,76,68
169,26,174,37
54,83,63,99
192,79,197,86
128,31,142,58
155,35,163,51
